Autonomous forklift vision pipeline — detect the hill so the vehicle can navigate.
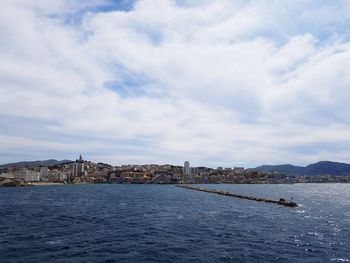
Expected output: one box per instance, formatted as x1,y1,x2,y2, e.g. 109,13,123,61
254,161,350,176
0,159,73,169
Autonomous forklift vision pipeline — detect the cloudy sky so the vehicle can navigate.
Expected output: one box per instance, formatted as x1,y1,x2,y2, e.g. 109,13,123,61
1,0,350,167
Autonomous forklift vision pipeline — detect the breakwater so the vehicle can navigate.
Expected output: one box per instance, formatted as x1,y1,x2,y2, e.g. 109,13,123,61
177,185,298,207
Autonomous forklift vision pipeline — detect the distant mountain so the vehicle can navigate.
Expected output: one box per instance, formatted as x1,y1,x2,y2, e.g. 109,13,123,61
0,159,73,169
254,164,305,174
254,161,350,176
305,161,350,175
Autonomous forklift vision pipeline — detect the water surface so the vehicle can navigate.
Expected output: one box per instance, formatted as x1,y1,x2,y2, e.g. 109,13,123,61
0,184,349,262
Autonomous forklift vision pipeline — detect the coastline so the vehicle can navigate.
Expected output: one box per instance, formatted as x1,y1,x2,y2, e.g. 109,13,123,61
1,181,349,188
30,182,66,186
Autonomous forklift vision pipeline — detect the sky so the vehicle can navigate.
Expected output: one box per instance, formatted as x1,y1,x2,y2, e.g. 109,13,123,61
1,0,350,167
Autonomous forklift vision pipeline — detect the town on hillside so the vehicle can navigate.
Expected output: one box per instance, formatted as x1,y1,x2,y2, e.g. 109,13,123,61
1,155,350,186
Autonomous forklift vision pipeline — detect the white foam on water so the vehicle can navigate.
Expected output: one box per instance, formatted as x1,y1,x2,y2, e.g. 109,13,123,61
330,258,349,262
46,240,62,245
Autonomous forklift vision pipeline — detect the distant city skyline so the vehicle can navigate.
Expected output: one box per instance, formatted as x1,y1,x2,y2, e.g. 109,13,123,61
1,0,350,167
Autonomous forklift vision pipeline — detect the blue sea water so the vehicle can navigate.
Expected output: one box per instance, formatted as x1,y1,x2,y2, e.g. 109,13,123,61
0,184,349,262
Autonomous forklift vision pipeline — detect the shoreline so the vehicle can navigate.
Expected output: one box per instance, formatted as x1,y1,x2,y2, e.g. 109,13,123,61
30,182,66,186
1,181,349,188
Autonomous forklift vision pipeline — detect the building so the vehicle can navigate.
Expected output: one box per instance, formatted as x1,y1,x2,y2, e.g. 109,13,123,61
49,172,68,182
72,154,85,178
190,167,199,175
40,166,49,177
14,168,40,182
183,161,190,175
233,167,245,175
24,172,40,182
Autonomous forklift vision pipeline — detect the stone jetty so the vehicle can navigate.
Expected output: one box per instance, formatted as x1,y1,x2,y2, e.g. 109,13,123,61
177,185,298,207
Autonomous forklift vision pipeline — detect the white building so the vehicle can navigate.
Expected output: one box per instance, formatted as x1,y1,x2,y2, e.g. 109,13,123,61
24,172,40,182
183,161,190,175
14,169,40,182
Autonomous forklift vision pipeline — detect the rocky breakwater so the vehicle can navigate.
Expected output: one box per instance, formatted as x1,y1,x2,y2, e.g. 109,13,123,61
177,185,298,207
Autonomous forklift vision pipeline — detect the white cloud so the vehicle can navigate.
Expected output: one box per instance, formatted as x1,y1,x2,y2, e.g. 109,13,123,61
1,0,350,166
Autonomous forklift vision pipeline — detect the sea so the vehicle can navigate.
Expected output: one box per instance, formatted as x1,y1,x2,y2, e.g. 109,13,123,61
0,184,349,262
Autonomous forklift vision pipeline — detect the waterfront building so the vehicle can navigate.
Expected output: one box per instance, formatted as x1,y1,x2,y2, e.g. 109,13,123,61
14,169,40,182
183,161,190,175
40,166,49,177
25,172,40,182
190,167,199,175
72,154,85,178
49,172,68,182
